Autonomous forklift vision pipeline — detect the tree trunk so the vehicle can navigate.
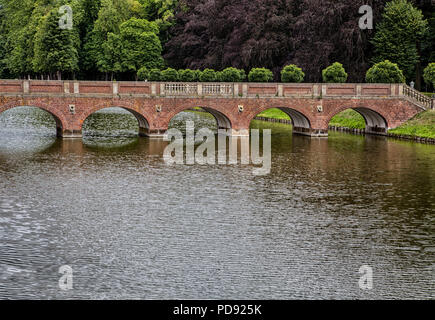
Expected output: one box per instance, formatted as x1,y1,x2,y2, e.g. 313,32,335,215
57,71,62,81
415,42,422,91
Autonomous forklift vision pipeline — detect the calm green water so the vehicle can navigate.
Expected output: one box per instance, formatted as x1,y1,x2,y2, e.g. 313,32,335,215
0,107,434,300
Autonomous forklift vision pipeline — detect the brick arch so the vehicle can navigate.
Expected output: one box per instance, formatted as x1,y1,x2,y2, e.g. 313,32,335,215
79,101,151,136
164,105,233,132
325,104,390,135
0,99,69,137
245,103,317,136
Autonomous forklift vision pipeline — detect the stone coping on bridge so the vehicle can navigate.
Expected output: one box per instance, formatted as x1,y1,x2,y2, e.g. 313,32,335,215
0,79,406,99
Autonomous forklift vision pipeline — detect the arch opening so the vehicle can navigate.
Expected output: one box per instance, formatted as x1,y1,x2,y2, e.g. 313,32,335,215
251,107,314,136
329,108,388,135
168,107,232,135
354,107,388,134
0,106,64,137
82,107,149,138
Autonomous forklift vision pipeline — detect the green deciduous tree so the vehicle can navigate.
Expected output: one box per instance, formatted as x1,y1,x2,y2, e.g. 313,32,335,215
423,63,435,90
366,60,406,83
248,68,273,82
33,7,79,79
371,0,428,85
281,65,305,83
322,62,348,83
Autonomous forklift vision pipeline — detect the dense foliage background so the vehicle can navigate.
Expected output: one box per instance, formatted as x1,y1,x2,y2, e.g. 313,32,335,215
0,0,433,89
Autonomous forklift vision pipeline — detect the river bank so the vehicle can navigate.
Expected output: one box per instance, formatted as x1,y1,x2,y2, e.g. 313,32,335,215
256,108,435,144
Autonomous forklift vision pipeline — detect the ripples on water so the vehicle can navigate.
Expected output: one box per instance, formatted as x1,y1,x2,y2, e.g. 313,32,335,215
0,107,434,300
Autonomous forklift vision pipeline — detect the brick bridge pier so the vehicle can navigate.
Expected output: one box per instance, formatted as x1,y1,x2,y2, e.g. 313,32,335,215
0,80,432,138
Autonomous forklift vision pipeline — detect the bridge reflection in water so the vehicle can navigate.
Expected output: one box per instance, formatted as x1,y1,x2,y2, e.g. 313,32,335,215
0,106,434,299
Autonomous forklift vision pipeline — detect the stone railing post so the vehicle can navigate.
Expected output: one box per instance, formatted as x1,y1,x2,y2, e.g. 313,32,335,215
398,84,404,96
74,82,79,94
243,84,248,96
356,84,362,96
197,83,203,96
113,82,119,95
322,84,327,97
160,83,165,95
23,80,30,94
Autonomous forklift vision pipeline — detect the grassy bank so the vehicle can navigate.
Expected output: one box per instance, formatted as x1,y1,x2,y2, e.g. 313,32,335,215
256,108,435,140
389,110,435,139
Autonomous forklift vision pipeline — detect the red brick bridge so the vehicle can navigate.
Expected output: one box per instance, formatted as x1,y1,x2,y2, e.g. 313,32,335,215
0,80,432,138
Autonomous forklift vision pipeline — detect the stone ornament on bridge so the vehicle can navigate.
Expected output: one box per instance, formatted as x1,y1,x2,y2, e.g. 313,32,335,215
238,105,244,113
156,105,162,113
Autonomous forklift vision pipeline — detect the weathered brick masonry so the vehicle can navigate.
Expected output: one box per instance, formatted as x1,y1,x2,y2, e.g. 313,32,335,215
0,80,429,138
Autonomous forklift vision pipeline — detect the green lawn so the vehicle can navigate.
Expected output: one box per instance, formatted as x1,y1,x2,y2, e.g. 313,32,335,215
389,110,435,139
329,109,365,129
257,108,291,120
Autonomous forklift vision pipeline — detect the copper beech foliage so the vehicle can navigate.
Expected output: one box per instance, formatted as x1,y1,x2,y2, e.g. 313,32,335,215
165,0,392,82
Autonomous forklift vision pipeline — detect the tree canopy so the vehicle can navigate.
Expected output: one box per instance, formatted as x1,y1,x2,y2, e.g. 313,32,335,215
0,0,433,85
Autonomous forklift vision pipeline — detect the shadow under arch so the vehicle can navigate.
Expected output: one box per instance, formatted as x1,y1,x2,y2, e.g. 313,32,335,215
0,104,66,137
82,106,150,137
329,107,388,135
168,106,233,134
251,107,315,136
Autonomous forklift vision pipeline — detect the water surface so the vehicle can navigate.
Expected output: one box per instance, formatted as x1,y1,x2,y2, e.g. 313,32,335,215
0,107,434,299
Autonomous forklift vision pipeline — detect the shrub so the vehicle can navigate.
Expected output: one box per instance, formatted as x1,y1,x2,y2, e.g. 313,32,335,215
239,69,247,81
199,68,217,82
248,68,274,82
137,67,149,81
161,68,179,81
148,69,162,81
322,62,348,83
194,70,202,81
366,60,406,83
423,63,435,89
221,67,245,82
281,64,305,83
179,69,198,82
215,71,223,82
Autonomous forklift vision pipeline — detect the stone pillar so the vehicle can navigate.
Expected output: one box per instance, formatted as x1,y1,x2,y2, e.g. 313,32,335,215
233,84,238,96
151,83,157,95
313,84,319,97
113,82,119,95
64,82,70,94
278,84,283,97
242,84,248,97
198,83,203,96
322,84,327,97
74,82,80,94
23,80,30,94
356,84,362,96
398,84,404,96
160,83,165,96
